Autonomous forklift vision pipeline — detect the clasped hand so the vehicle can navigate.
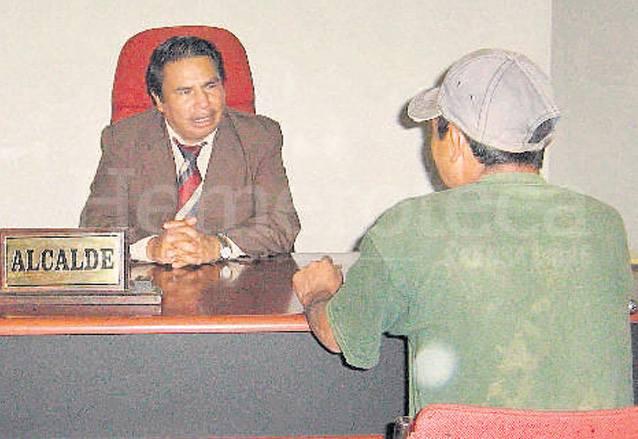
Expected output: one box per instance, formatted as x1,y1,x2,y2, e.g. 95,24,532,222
292,256,344,307
147,217,220,268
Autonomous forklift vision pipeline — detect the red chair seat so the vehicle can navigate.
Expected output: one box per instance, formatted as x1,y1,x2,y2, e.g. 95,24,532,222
411,404,638,439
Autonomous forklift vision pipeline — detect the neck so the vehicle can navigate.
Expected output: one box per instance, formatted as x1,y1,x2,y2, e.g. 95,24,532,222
481,163,540,177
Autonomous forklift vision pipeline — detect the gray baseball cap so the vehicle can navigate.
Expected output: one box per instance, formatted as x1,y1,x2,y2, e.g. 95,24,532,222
407,49,560,153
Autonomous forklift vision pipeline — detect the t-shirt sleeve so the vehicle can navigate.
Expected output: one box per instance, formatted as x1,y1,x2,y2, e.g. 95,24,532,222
326,235,407,369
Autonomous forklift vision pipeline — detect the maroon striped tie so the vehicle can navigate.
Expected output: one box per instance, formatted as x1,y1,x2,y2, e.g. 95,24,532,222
176,141,204,216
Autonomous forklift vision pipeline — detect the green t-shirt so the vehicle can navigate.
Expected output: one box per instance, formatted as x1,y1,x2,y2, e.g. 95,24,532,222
327,172,634,414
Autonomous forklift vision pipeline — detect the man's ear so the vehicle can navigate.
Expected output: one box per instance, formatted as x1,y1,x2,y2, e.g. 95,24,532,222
448,122,486,182
447,123,469,163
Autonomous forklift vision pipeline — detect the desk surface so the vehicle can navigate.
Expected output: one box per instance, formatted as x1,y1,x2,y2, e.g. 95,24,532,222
1,254,635,335
0,253,359,336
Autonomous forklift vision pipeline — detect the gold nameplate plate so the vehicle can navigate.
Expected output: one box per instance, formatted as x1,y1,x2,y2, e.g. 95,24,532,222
0,228,127,292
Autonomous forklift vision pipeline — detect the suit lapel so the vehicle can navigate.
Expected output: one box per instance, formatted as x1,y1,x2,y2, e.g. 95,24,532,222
199,110,248,221
137,109,178,213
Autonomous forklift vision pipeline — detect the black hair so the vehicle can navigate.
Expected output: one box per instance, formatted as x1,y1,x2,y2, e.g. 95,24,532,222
145,36,226,102
436,116,554,169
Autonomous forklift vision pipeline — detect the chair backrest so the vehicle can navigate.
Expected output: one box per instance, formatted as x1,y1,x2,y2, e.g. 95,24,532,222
411,404,638,439
111,25,255,124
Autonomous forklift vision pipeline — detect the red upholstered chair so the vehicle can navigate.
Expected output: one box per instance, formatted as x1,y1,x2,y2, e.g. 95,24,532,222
111,25,255,124
410,404,638,439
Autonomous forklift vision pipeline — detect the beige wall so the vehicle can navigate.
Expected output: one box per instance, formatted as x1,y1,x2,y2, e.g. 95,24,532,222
551,0,638,252
0,0,552,252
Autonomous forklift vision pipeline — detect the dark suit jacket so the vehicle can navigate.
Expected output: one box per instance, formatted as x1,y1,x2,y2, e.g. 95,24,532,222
80,107,300,258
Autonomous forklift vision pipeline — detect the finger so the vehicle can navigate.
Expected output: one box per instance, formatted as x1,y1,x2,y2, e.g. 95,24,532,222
183,217,197,226
165,225,202,241
162,217,197,230
154,234,195,265
175,242,201,260
319,256,341,270
311,258,341,272
161,230,202,254
162,219,187,229
172,253,204,268
170,253,200,268
292,270,306,287
154,238,177,263
171,260,189,269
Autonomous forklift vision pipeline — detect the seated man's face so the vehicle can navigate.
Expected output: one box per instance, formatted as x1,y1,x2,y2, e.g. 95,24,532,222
153,56,226,144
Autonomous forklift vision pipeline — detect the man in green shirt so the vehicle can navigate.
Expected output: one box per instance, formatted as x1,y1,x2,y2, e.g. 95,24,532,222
293,49,634,414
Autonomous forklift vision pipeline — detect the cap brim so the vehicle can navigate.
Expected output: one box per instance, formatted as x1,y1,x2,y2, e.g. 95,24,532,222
407,87,441,122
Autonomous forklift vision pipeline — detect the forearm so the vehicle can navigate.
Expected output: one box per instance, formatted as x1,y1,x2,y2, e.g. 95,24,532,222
293,257,344,353
304,298,341,353
224,207,300,257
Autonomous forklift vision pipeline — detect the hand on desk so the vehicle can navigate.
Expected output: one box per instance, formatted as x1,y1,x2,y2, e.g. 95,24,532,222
292,256,343,353
147,217,221,268
293,256,343,306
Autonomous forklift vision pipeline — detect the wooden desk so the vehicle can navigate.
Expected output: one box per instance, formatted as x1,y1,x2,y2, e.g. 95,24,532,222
0,254,314,336
0,254,406,438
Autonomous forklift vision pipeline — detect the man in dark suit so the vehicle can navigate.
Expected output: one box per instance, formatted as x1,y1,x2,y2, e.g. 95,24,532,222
80,36,300,268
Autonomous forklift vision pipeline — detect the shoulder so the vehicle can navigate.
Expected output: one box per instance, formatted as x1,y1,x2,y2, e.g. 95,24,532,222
225,108,282,141
367,194,434,235
552,185,626,226
100,108,166,155
103,108,164,140
539,182,620,214
108,107,163,131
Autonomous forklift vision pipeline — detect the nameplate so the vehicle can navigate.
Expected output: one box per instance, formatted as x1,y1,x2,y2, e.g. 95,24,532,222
0,228,127,292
